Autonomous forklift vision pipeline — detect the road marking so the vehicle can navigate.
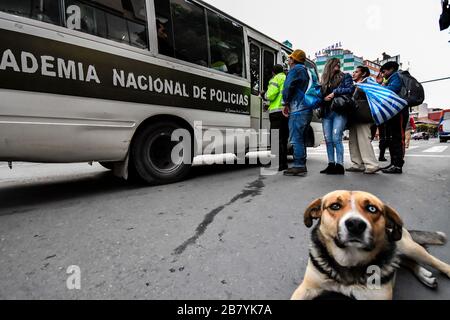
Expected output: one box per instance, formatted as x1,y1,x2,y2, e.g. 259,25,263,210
423,146,449,153
307,152,450,158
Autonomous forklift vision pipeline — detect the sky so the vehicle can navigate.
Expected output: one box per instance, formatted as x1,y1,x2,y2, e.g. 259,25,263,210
203,0,450,109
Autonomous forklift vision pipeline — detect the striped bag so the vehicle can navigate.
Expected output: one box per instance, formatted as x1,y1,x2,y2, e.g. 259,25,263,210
355,78,408,125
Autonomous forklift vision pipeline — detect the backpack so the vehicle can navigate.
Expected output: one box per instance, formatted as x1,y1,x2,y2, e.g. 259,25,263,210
303,68,322,109
398,71,425,107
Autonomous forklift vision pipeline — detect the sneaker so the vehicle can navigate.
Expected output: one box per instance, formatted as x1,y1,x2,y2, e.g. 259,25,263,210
379,157,388,162
382,166,403,174
320,163,336,174
329,163,345,175
284,167,307,176
346,166,365,173
278,165,289,172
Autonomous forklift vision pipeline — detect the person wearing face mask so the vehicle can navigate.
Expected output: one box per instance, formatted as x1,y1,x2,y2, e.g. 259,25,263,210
346,66,380,174
318,58,354,175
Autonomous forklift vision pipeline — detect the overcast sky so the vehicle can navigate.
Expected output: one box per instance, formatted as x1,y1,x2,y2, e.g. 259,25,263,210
203,0,450,109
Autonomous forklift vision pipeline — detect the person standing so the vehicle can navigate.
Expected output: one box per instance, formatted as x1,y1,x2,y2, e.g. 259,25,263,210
347,66,380,174
282,49,312,176
380,61,409,174
319,58,354,175
262,64,288,171
405,116,417,149
378,124,391,162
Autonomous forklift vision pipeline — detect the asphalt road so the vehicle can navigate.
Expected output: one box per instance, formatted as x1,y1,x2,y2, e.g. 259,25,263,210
0,139,449,300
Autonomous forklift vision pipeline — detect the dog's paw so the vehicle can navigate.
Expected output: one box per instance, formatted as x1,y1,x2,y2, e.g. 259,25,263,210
417,267,438,289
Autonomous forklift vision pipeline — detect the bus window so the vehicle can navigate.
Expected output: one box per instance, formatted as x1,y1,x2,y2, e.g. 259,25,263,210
154,0,175,57
262,50,275,92
207,11,245,78
250,44,260,95
64,0,148,50
0,0,61,25
106,12,129,44
174,0,208,66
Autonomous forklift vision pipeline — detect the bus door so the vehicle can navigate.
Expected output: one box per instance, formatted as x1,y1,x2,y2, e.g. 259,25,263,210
249,39,277,148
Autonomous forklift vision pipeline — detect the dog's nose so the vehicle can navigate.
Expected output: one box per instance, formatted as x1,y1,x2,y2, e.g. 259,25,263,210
345,218,367,236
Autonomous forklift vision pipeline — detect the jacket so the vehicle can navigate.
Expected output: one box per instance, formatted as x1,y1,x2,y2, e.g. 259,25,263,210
266,72,286,113
384,72,402,94
333,73,354,96
282,63,310,114
320,73,355,117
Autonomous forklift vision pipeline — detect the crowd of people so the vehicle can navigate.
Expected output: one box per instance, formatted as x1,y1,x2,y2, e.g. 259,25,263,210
263,49,415,176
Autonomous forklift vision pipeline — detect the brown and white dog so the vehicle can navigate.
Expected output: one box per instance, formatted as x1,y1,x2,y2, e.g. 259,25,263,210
291,190,450,300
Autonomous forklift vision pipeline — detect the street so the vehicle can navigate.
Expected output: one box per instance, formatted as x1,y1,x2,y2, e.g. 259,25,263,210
0,139,449,300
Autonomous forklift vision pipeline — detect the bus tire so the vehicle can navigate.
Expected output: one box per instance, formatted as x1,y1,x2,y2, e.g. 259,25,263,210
130,121,193,185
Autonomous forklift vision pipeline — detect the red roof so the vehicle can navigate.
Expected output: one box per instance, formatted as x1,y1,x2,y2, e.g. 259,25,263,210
429,112,442,122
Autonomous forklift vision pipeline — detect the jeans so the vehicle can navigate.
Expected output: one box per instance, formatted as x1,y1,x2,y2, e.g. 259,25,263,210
322,111,347,165
289,111,313,168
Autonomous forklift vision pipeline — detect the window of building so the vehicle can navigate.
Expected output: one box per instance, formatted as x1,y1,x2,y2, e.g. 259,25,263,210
65,0,148,49
0,0,61,25
207,10,245,77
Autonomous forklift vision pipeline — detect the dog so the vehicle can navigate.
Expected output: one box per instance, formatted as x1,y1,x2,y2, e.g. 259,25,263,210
291,190,450,300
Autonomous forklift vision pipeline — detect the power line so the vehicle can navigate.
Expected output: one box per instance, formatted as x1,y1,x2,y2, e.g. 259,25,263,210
421,77,450,84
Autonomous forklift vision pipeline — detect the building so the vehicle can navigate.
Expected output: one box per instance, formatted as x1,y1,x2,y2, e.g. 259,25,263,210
411,104,442,125
374,53,403,70
363,59,381,79
283,40,293,49
315,48,364,77
315,50,401,80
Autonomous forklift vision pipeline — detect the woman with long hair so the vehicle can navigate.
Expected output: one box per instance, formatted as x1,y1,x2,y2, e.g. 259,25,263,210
319,58,354,175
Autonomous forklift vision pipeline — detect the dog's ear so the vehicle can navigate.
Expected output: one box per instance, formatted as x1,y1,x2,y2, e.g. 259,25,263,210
384,205,404,242
304,198,323,228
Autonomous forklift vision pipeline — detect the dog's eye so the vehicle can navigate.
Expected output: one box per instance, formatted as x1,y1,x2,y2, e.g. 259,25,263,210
329,203,342,211
366,205,378,214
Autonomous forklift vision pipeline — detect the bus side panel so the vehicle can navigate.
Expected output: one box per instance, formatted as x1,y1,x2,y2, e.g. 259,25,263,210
0,89,251,163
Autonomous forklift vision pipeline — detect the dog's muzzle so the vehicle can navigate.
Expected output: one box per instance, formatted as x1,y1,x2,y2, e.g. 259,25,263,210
337,215,374,251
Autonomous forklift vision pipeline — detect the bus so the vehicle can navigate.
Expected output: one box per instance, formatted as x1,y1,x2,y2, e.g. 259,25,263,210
0,0,323,185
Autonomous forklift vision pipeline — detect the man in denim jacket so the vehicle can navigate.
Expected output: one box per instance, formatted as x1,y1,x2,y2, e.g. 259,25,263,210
282,49,312,176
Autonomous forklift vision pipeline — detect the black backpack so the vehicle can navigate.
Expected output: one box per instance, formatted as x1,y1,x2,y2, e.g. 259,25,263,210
398,71,425,107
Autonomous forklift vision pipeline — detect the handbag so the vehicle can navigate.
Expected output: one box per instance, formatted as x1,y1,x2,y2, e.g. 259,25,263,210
349,89,374,124
352,100,374,124
331,95,355,115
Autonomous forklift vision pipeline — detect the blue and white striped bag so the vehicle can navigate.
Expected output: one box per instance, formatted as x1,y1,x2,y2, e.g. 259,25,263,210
355,78,408,125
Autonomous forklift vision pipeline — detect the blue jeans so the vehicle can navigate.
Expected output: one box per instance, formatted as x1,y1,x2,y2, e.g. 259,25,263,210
322,111,347,165
289,111,313,168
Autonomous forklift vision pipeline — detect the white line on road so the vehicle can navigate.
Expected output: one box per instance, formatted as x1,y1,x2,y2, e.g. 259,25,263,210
307,152,450,158
423,146,449,153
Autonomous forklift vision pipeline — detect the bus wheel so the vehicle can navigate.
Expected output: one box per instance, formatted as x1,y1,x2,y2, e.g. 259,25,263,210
131,121,193,185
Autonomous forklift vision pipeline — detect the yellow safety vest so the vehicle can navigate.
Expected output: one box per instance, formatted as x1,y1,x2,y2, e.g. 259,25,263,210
265,73,286,113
